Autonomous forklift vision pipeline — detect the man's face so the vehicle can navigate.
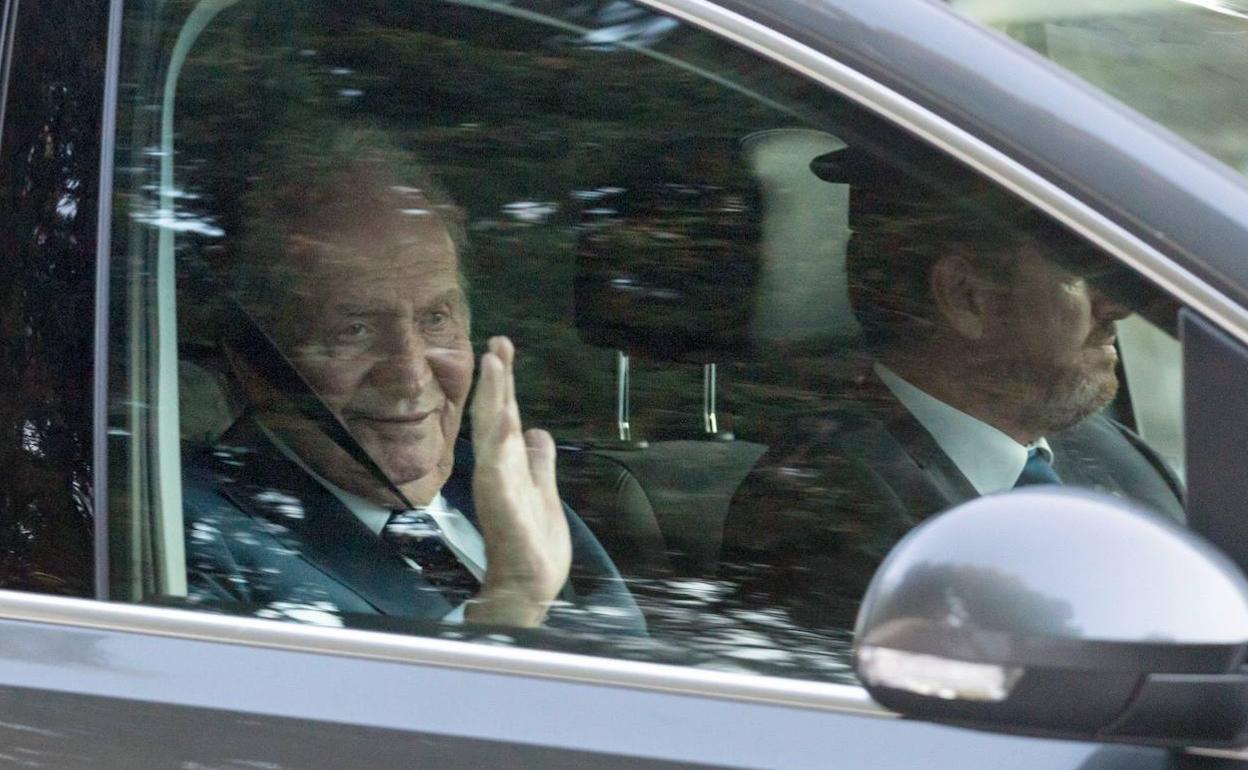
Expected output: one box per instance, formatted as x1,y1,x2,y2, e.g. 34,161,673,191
979,250,1131,434
260,217,474,505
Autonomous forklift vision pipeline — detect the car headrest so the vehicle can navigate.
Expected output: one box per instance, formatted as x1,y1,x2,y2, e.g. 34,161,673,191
742,129,860,347
178,359,238,445
573,130,859,364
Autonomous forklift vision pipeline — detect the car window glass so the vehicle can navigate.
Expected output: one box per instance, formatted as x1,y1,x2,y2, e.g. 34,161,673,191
108,0,1189,685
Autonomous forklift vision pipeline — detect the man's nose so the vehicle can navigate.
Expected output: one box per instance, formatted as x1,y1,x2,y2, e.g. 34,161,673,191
1090,287,1132,322
372,327,434,394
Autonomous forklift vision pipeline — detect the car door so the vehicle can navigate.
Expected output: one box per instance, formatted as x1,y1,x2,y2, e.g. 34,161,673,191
2,0,1248,768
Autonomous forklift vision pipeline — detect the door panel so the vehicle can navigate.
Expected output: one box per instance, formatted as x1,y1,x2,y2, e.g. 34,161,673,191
0,610,1189,770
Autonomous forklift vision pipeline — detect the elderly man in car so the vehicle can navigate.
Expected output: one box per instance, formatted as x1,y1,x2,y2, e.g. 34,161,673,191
182,143,642,633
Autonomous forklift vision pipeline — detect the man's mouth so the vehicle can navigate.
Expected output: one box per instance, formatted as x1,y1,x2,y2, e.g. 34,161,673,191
1087,328,1117,348
349,410,434,424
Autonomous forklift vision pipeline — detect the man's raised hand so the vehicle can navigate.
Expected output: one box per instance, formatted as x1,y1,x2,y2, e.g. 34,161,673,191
465,336,572,627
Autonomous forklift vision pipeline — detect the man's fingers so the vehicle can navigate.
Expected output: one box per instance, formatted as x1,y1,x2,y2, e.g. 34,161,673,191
469,340,572,618
470,349,506,449
523,428,558,494
489,335,514,368
489,336,518,419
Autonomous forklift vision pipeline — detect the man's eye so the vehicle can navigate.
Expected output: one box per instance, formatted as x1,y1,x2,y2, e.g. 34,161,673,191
425,310,451,330
334,322,374,341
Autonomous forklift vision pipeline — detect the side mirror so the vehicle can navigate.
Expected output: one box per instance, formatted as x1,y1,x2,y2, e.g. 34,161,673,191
854,488,1248,748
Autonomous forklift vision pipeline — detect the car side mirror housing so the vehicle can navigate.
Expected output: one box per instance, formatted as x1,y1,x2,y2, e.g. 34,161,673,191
854,488,1248,748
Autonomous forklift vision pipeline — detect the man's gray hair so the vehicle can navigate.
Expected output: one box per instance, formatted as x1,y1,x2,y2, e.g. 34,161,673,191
231,128,468,330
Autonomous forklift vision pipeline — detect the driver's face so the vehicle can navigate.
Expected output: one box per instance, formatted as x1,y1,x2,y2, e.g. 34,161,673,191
271,220,474,505
979,250,1131,434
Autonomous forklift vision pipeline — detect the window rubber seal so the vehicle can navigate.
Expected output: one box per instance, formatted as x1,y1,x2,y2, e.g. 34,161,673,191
0,0,20,149
93,0,125,601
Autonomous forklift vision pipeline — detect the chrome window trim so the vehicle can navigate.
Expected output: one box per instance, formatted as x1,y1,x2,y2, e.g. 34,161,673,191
0,0,19,152
0,589,886,716
637,0,1248,351
94,0,125,602
1188,747,1248,761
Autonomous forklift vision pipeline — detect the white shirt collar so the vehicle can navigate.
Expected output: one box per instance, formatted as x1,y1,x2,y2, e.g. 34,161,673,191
874,363,1052,495
253,420,487,578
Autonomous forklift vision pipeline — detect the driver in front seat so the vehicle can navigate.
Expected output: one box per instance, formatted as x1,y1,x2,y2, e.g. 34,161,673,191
722,147,1183,635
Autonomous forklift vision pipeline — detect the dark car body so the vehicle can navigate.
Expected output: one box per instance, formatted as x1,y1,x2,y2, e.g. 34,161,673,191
3,0,1248,767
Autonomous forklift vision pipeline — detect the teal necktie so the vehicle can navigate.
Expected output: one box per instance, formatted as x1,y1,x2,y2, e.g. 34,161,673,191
1014,448,1062,488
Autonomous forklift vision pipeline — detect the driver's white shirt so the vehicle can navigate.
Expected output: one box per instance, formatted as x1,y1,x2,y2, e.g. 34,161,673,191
874,363,1052,495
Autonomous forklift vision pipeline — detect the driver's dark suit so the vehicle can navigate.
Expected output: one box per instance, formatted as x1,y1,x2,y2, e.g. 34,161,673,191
720,373,1184,637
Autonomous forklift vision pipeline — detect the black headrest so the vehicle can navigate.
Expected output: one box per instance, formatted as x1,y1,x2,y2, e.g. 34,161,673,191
573,136,763,364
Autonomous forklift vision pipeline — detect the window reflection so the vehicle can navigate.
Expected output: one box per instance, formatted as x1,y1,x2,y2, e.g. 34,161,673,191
109,0,1186,685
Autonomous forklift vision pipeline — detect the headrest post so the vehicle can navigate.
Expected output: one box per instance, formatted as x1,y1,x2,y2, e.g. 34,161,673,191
703,363,718,435
616,350,632,442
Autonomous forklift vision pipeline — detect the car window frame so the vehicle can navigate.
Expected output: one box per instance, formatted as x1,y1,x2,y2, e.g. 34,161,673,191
73,0,1248,724
93,0,124,601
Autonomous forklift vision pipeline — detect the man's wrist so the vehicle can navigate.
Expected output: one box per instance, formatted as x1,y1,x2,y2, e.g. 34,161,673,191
464,587,550,627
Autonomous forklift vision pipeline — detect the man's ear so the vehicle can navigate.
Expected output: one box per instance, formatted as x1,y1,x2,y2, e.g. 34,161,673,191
929,254,996,341
223,341,280,410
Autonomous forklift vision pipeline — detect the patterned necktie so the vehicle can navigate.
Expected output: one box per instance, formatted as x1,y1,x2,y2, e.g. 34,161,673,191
1014,447,1063,488
381,509,480,604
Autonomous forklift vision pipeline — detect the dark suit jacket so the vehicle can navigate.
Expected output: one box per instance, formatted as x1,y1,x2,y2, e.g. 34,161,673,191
183,417,646,635
721,375,1185,634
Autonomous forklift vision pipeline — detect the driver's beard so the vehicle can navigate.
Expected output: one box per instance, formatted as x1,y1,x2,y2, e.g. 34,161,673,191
973,354,1119,438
